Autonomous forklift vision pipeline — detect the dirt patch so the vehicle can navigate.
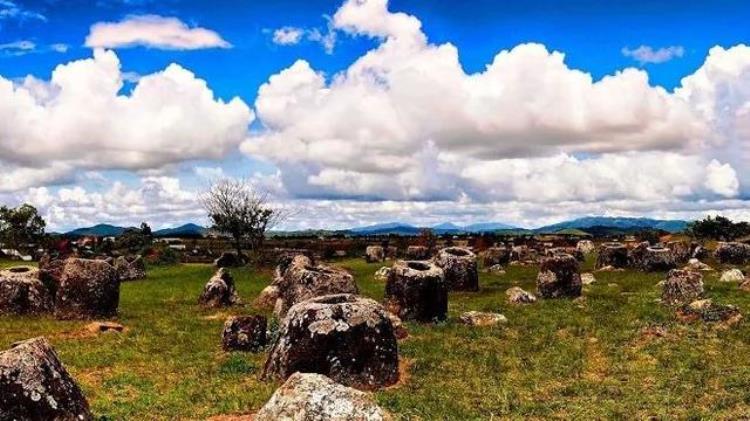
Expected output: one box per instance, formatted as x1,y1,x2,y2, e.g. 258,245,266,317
385,358,414,390
206,415,255,421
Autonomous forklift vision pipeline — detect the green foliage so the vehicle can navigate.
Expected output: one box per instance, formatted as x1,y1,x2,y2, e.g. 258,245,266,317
146,244,181,266
0,203,46,252
114,222,153,253
688,215,750,241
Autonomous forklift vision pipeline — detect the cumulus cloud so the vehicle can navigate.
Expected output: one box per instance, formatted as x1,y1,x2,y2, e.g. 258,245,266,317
238,0,750,218
622,45,685,64
85,15,231,50
0,49,253,190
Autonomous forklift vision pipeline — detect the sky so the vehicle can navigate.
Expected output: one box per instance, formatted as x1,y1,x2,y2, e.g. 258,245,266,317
1,0,750,231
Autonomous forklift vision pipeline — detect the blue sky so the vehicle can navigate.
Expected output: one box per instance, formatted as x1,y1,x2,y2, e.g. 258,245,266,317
2,0,750,230
5,0,749,96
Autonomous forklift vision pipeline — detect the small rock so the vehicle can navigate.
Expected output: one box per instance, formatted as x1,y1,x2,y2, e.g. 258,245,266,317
222,315,267,352
505,287,537,304
595,265,624,272
720,269,745,283
374,266,391,281
581,273,596,285
86,321,125,334
683,258,714,272
459,311,507,327
484,264,506,274
255,372,390,421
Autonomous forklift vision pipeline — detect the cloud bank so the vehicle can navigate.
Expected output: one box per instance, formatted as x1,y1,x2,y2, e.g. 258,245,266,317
3,0,750,230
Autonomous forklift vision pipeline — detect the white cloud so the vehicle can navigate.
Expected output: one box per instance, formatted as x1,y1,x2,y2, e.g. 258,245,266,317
622,45,685,64
0,49,253,190
85,15,231,50
272,27,304,45
240,0,750,213
50,43,69,53
704,159,739,197
0,40,35,56
0,0,46,22
270,17,338,54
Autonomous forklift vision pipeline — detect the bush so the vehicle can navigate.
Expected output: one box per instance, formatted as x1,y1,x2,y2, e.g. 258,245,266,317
146,245,181,266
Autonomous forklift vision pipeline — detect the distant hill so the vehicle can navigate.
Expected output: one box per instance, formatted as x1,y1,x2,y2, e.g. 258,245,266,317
536,217,688,234
349,222,422,236
153,223,207,238
66,224,129,237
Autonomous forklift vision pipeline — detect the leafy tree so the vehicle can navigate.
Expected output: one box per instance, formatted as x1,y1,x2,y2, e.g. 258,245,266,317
688,216,750,241
201,179,286,260
114,222,153,253
0,204,46,253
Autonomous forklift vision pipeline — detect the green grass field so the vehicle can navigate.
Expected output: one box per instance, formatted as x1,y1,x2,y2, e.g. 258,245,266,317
3,257,750,419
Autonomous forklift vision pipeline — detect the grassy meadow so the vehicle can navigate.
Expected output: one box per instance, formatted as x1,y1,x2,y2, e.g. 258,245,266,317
2,257,750,419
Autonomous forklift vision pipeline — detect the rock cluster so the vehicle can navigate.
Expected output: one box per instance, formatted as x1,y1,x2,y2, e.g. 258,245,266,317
0,267,53,315
433,247,479,291
536,254,582,299
662,269,704,306
385,260,447,322
255,372,390,421
715,242,750,265
222,315,267,352
0,337,92,420
677,299,742,325
272,255,358,316
263,294,399,390
55,258,120,319
365,245,385,263
199,268,240,308
595,242,629,269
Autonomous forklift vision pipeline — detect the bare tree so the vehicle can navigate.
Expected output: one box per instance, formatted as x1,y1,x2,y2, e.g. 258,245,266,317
200,179,286,261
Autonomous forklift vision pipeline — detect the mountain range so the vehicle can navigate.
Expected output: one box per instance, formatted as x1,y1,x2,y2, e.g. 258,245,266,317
62,216,690,238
